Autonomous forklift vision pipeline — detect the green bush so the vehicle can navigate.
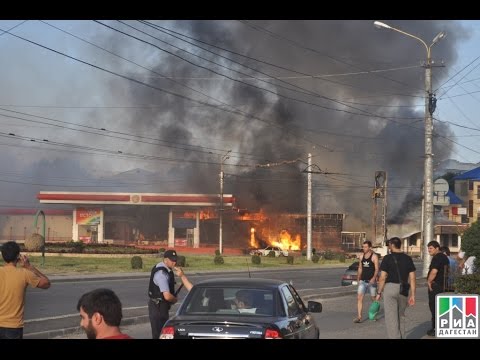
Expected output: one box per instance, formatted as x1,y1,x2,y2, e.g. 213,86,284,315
301,250,307,257
215,249,221,256
267,250,276,257
338,253,346,263
251,254,261,265
130,256,143,269
454,274,480,295
25,233,45,252
287,255,294,265
323,249,335,260
71,241,85,253
312,254,320,263
214,255,224,265
176,255,186,267
460,220,480,271
312,248,316,255
159,247,166,254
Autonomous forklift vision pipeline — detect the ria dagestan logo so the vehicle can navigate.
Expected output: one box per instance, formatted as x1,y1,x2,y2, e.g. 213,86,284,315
436,295,478,338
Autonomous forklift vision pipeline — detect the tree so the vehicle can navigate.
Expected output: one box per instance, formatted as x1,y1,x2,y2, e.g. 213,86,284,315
438,171,458,192
461,220,480,271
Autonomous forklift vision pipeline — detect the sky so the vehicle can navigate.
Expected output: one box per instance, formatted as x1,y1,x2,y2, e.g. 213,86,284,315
438,20,480,164
0,20,479,231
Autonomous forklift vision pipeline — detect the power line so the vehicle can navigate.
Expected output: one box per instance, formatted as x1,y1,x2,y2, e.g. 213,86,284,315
238,20,425,93
0,24,336,154
139,20,422,103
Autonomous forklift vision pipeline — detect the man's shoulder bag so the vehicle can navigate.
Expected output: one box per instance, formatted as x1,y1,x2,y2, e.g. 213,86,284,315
393,255,410,297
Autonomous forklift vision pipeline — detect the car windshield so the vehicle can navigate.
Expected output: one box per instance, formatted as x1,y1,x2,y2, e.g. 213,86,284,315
182,286,275,316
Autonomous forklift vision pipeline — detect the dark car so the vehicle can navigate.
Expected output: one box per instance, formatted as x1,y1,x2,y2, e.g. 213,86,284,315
341,261,359,286
160,278,322,339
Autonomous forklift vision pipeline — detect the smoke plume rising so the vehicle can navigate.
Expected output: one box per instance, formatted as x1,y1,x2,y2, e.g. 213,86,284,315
0,20,470,234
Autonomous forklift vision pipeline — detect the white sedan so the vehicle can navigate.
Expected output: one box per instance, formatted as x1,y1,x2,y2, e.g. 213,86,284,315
252,246,288,257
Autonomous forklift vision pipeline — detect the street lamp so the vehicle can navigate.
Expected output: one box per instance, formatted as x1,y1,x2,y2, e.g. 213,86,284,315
219,150,232,254
373,21,446,277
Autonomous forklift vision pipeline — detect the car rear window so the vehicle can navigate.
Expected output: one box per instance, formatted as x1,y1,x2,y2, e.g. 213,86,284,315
182,287,275,316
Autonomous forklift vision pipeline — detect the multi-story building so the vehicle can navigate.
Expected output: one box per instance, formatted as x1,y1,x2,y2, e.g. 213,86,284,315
453,166,480,224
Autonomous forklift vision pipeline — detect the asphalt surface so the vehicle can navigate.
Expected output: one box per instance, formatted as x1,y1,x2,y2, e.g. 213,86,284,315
23,271,449,340
23,262,478,340
23,265,350,339
52,279,438,339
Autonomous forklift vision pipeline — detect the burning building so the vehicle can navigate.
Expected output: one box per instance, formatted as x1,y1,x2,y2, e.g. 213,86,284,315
199,210,344,252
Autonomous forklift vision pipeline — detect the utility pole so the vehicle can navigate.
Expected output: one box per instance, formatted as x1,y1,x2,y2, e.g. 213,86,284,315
372,171,387,246
302,158,348,260
373,21,446,278
422,54,435,278
219,150,231,255
307,153,312,261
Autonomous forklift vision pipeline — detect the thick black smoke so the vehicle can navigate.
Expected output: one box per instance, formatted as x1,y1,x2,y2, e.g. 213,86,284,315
113,20,467,228
1,20,470,232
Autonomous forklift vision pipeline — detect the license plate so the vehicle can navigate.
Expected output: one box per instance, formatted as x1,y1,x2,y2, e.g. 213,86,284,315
352,281,358,285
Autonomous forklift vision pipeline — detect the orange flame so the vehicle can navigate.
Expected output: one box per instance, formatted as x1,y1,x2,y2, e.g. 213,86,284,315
250,227,259,248
237,208,268,221
271,229,301,251
181,209,216,220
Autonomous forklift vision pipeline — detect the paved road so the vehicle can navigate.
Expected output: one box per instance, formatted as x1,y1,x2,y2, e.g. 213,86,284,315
23,266,349,337
24,260,426,338
55,281,441,339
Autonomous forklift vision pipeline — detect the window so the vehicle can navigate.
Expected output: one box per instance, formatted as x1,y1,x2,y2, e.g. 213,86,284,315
460,182,468,196
469,200,474,218
469,180,474,191
451,234,458,248
183,287,274,316
440,234,449,247
408,236,417,247
280,286,301,317
443,209,450,218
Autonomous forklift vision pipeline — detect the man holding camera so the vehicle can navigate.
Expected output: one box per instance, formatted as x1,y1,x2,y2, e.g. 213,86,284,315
0,241,51,339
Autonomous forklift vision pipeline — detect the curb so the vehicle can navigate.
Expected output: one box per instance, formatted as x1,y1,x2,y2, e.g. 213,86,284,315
25,288,357,339
48,264,353,283
28,273,428,338
25,315,151,339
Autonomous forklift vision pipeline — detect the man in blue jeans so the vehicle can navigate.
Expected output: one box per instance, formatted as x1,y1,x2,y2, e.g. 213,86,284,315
354,240,379,323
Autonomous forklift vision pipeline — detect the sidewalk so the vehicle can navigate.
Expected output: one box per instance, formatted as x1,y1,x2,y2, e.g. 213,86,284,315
318,284,433,339
53,281,442,340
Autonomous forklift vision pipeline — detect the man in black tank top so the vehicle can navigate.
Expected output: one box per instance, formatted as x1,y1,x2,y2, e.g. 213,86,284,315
354,240,379,323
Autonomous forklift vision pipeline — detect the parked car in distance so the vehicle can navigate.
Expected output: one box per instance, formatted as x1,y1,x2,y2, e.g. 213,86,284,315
341,261,359,286
160,278,322,339
341,260,380,286
250,246,288,257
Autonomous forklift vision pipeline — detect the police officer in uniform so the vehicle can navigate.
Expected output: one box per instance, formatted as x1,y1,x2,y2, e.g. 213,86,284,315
148,249,192,339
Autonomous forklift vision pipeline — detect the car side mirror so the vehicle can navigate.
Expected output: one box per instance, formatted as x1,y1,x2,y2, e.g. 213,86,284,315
307,301,322,313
